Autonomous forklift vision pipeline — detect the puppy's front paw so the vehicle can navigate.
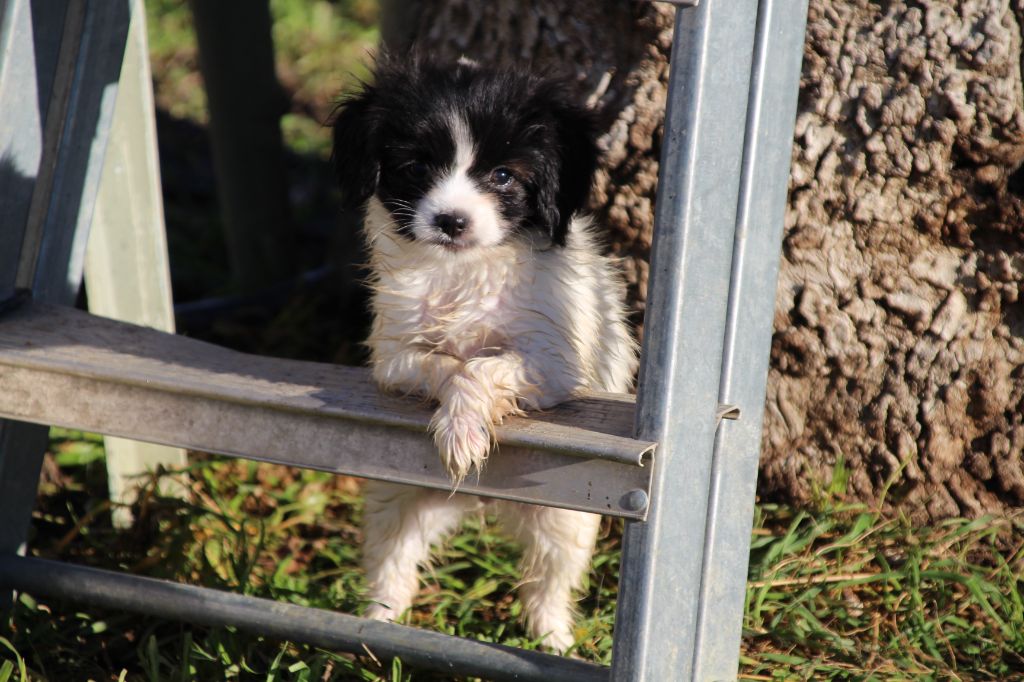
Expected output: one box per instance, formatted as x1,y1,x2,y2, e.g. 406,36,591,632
431,377,494,485
431,405,492,484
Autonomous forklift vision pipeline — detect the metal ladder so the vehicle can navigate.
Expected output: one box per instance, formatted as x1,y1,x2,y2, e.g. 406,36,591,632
0,0,808,679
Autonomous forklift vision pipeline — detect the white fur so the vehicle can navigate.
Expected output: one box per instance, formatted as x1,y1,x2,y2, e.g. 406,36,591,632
360,186,638,650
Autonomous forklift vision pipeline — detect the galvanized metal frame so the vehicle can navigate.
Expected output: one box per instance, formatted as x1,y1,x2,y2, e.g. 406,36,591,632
0,555,607,682
0,0,808,678
17,1,132,303
0,302,656,520
612,0,808,679
690,1,809,676
0,0,132,574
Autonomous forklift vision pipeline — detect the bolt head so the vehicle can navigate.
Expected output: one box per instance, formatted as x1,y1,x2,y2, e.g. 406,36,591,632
621,489,649,512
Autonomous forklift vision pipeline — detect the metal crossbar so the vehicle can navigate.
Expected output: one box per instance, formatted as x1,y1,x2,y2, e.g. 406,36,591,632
0,556,606,682
0,301,655,519
0,0,808,679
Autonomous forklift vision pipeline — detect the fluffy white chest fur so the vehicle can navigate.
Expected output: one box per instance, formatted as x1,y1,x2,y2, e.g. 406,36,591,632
365,198,636,406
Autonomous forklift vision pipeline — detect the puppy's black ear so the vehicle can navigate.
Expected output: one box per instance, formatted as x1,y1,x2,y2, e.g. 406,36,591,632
535,89,599,246
331,87,380,209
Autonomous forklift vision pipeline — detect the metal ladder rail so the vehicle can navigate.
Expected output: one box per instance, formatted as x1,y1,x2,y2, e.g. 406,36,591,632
0,0,132,568
613,0,808,680
0,0,809,679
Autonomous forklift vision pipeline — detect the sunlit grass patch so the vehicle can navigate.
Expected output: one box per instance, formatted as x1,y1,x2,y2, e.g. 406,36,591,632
741,505,1024,680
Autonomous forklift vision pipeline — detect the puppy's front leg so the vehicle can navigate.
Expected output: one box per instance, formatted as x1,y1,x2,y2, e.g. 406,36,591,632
431,353,547,484
371,345,462,398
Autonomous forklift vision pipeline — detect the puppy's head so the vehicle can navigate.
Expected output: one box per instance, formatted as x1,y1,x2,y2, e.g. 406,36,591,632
331,57,598,249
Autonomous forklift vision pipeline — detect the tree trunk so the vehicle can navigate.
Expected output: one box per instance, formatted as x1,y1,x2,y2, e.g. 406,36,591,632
390,0,1024,521
762,0,1024,521
191,0,293,294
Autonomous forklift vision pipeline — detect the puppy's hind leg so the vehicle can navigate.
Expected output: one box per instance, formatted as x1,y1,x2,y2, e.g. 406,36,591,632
362,482,476,621
496,503,601,653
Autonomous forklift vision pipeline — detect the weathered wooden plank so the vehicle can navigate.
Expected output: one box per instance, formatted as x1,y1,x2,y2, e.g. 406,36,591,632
85,0,187,528
0,303,655,518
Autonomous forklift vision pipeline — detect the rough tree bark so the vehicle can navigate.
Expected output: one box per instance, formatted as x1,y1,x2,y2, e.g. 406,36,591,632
768,0,1024,521
387,0,1024,521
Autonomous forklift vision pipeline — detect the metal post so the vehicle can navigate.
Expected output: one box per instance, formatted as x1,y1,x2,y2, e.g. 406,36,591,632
0,0,62,569
19,1,133,304
0,0,132,573
692,1,808,677
611,0,807,679
0,0,77,302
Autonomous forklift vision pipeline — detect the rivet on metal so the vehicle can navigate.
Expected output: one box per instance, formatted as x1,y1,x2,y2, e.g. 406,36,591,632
622,489,650,512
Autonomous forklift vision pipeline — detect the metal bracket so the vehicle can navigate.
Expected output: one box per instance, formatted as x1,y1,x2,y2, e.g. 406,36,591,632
716,403,741,422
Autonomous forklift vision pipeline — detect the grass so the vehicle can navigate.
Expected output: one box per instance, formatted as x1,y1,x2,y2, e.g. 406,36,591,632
742,506,1024,680
5,430,1022,680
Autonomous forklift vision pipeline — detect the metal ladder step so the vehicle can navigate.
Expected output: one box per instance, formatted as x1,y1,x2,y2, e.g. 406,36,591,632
0,300,655,518
0,555,607,682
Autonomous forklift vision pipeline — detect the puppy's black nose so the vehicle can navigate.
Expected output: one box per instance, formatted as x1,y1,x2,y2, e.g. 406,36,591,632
433,212,469,238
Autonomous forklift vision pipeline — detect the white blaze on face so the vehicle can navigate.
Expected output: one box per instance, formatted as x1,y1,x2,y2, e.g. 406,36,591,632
414,114,505,248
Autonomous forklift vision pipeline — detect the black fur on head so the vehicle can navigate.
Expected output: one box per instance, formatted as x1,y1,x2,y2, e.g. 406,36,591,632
330,54,599,247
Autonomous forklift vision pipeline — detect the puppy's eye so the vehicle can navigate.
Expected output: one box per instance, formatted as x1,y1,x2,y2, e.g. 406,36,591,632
491,167,515,187
403,161,429,179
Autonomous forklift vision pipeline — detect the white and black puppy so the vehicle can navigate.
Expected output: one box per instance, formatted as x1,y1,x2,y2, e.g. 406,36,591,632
332,56,637,652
